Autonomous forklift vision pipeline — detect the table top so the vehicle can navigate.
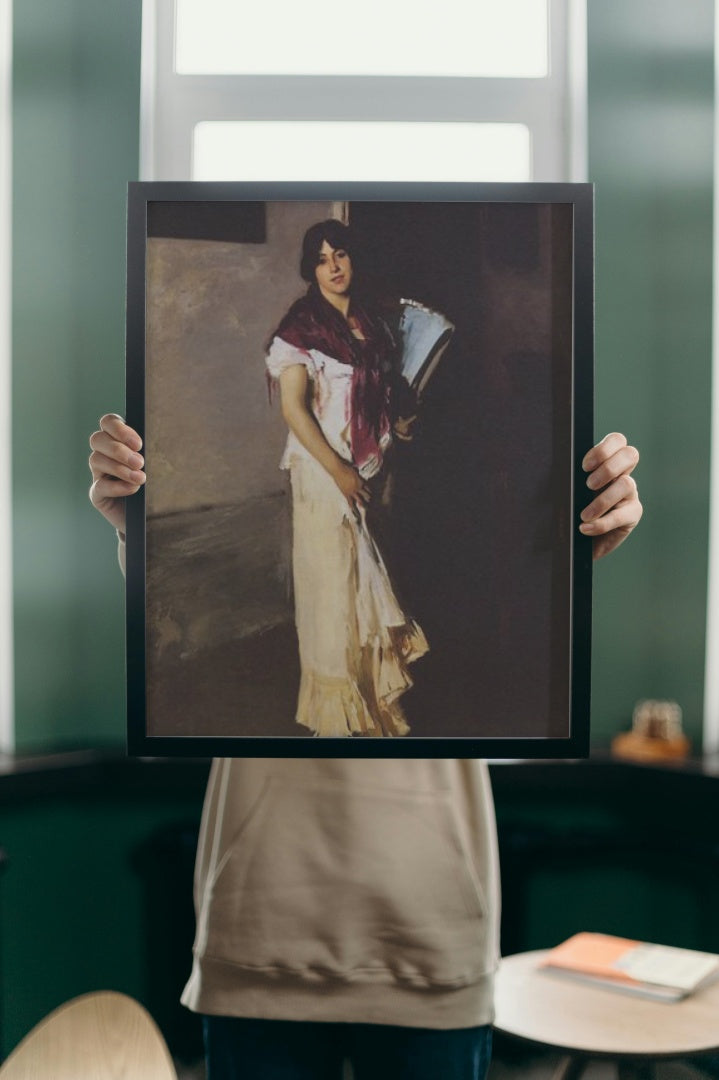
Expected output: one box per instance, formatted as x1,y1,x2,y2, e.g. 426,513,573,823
494,949,719,1059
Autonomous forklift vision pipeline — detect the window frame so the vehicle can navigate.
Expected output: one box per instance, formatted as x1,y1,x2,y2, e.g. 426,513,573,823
141,0,587,183
703,2,719,754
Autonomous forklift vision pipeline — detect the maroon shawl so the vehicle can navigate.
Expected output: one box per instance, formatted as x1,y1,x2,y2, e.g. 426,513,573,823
271,285,396,471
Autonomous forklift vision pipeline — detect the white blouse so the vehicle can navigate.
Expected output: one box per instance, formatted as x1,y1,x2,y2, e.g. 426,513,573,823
266,335,391,480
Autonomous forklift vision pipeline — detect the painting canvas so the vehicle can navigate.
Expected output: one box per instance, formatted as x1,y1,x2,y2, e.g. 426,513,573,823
126,182,593,757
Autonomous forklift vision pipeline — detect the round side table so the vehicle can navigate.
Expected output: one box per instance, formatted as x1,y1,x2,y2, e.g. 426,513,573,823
494,949,719,1080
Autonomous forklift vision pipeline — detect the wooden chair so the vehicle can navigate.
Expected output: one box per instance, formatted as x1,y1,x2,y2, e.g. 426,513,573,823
0,991,178,1079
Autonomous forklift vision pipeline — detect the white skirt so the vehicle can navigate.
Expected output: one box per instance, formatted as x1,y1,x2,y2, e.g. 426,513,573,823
289,457,428,737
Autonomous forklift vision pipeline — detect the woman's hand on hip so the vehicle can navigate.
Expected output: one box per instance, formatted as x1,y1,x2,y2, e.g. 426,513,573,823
580,432,642,560
331,461,371,509
88,414,145,535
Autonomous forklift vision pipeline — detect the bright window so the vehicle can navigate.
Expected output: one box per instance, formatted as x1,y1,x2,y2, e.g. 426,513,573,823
142,0,585,184
175,0,548,78
193,121,531,182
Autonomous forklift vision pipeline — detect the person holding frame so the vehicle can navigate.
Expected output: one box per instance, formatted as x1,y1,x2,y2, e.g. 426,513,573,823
89,401,641,1079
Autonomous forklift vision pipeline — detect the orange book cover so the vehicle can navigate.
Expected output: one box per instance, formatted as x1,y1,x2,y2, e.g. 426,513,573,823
541,932,719,1000
541,933,641,984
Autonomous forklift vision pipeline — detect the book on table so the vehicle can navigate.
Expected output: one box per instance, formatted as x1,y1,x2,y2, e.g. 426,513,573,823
539,932,719,1002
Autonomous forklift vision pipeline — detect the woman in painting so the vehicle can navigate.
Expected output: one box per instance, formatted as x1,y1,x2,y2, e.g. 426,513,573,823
265,218,426,737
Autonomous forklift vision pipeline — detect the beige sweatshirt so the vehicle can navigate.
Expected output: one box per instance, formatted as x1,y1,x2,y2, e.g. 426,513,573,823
120,538,501,1029
181,756,501,1029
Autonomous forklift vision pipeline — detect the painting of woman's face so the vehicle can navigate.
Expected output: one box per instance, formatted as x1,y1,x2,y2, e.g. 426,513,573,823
315,240,353,298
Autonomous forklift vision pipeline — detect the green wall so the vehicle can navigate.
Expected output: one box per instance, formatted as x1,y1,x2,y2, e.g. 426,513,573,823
588,0,714,748
10,2,716,751
12,0,142,751
0,775,206,1058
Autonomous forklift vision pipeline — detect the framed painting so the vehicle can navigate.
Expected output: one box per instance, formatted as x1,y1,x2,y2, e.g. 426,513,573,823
126,181,594,757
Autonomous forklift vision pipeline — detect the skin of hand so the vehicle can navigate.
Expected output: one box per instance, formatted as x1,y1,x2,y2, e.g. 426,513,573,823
88,413,146,536
393,414,418,442
278,364,370,509
579,432,643,561
88,417,642,561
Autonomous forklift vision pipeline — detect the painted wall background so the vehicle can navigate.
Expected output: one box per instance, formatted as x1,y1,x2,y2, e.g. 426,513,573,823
145,202,333,515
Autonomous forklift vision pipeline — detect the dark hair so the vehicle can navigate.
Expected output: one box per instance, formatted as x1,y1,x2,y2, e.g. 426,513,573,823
299,219,358,283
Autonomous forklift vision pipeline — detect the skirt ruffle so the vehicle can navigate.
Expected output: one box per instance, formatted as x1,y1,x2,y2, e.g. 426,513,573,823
297,620,429,738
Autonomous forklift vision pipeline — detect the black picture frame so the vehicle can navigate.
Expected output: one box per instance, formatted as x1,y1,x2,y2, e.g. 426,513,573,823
126,181,594,758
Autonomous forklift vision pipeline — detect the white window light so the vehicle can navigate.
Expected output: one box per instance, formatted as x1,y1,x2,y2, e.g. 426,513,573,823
142,0,585,187
175,0,549,78
193,121,532,182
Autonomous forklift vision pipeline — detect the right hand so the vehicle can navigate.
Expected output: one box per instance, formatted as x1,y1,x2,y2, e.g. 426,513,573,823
88,414,145,534
393,413,418,442
332,461,370,509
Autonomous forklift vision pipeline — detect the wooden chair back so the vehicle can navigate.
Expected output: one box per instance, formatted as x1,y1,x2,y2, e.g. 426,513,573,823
0,991,178,1079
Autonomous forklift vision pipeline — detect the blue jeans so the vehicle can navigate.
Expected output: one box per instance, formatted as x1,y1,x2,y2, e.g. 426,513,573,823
203,1016,493,1080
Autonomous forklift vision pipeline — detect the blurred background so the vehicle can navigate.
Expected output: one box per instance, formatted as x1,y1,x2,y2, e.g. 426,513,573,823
0,0,717,1072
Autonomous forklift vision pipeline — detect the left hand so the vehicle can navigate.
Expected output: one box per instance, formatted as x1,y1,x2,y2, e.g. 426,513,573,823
580,432,642,561
89,413,146,534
